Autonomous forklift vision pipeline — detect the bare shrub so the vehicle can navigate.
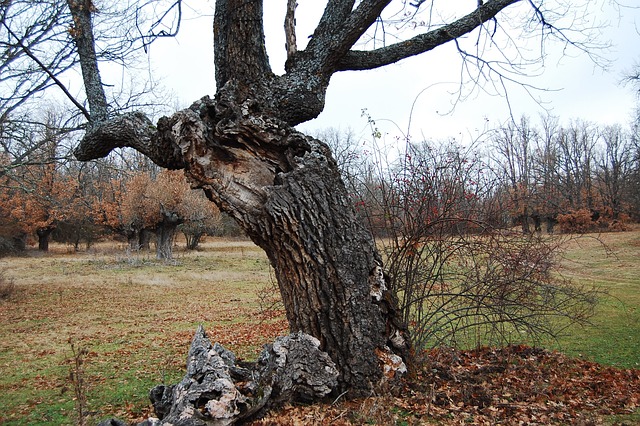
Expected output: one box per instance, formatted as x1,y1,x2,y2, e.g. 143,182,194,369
384,230,598,349
356,137,599,349
67,339,90,426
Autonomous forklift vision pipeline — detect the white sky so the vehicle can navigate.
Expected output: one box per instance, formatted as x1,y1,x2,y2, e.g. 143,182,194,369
146,1,640,145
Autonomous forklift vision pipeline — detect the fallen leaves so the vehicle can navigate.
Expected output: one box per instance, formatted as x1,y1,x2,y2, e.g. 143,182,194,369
253,345,640,425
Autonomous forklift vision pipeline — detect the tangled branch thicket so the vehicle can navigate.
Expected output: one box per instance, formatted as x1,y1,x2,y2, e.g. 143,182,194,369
384,228,598,350
348,138,599,350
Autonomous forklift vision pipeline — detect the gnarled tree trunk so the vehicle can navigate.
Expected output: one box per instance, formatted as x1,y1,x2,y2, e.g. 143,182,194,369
70,0,523,406
155,207,183,260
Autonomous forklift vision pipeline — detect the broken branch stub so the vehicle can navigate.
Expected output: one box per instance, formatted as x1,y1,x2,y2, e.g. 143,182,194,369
146,326,338,425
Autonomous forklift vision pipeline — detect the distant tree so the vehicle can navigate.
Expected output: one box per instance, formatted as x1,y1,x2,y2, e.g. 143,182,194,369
625,62,640,220
556,120,597,212
145,170,186,260
95,172,146,250
632,121,640,221
179,188,222,250
532,114,564,233
106,169,220,259
0,110,79,251
491,117,536,234
594,124,632,221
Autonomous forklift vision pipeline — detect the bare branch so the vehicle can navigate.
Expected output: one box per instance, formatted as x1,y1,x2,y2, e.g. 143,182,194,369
1,20,90,120
336,0,520,71
136,0,183,53
284,0,297,62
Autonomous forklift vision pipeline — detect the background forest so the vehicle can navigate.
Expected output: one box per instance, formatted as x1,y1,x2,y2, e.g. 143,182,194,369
2,109,639,257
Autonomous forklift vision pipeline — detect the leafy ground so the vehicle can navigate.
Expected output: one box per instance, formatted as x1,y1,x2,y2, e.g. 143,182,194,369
255,345,640,425
0,231,639,425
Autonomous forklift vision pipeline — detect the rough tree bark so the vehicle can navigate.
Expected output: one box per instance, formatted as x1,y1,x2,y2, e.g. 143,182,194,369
66,0,108,124
70,0,527,412
155,207,183,260
36,226,55,252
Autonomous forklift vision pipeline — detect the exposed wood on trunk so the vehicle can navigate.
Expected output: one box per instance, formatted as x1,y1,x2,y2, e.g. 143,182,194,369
181,94,411,394
284,0,298,62
70,0,527,404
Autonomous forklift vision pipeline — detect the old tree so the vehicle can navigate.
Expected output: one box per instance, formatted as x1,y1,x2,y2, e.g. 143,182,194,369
65,0,596,421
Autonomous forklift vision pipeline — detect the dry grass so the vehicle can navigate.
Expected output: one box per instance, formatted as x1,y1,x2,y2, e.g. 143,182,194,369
0,230,638,425
0,238,286,425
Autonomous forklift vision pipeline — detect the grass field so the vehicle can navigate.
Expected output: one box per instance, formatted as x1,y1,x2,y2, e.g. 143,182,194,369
0,239,286,425
0,230,638,425
547,229,640,368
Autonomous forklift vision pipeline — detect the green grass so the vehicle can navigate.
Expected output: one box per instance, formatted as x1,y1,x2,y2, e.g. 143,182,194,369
0,231,638,424
543,231,640,368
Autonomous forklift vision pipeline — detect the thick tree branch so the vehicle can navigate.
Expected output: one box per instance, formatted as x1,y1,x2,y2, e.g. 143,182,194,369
66,0,109,123
214,0,273,88
73,111,185,169
336,0,520,71
306,0,390,71
309,0,356,43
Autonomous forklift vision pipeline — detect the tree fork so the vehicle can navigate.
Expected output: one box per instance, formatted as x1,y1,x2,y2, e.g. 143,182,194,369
69,0,537,406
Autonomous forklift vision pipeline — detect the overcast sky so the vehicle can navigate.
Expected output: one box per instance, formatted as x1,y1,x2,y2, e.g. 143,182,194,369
146,1,640,145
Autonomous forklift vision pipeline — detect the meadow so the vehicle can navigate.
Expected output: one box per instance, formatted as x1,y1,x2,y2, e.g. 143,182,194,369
0,230,638,425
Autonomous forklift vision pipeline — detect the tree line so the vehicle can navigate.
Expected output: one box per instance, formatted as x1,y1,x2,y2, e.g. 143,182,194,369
0,109,225,259
323,113,640,243
2,106,639,256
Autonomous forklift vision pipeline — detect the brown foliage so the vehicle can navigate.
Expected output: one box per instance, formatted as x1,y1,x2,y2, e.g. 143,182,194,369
557,208,631,234
254,345,640,425
97,170,220,239
0,162,87,248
